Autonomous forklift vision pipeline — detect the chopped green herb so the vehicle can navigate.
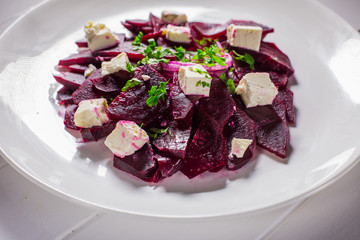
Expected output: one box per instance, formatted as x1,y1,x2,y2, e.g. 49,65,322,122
174,46,188,62
126,62,134,74
140,123,144,128
148,38,156,48
147,126,169,139
192,44,226,67
193,68,212,79
232,51,255,70
146,81,168,107
219,73,236,95
132,31,143,46
229,67,235,72
121,78,142,91
196,80,210,88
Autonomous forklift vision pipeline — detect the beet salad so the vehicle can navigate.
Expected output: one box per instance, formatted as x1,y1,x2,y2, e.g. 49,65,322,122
53,10,295,183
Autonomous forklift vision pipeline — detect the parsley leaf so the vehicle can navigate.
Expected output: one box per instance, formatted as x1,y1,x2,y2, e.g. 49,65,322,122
121,78,142,91
147,126,169,139
126,62,134,74
132,31,143,46
146,81,168,107
219,73,236,95
232,51,255,70
174,46,189,62
196,80,210,88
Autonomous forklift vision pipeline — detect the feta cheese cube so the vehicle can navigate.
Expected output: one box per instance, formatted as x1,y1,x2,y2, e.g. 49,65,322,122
101,52,130,76
161,10,187,25
84,21,119,52
84,64,97,78
178,65,212,96
74,98,109,128
104,121,149,157
231,138,253,158
227,24,263,51
235,72,278,108
165,25,191,44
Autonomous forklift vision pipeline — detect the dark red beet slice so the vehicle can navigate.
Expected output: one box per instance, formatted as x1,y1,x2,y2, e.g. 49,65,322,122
152,114,193,159
66,64,88,74
149,13,166,32
58,50,96,66
126,19,150,27
141,31,162,43
277,88,295,124
234,95,289,158
88,69,129,98
64,104,79,130
106,65,171,127
269,72,288,88
57,87,74,105
75,37,88,48
272,97,286,122
94,41,144,61
155,153,182,178
190,20,273,41
72,78,99,104
80,121,116,141
54,72,86,90
197,78,236,128
113,142,160,183
181,115,226,179
227,41,294,76
223,108,256,170
171,75,194,120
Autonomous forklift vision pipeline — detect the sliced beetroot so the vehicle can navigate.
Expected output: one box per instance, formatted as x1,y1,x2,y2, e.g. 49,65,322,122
106,65,170,127
269,72,288,88
75,37,88,48
80,121,116,141
149,13,166,32
126,19,150,27
57,87,74,105
88,69,129,97
122,20,153,34
72,78,99,104
66,64,88,74
272,97,286,123
190,20,273,41
234,95,289,158
227,41,294,76
181,115,226,179
171,75,194,120
141,31,162,43
197,78,235,128
64,104,79,130
152,114,193,159
155,153,182,178
54,72,86,90
113,142,160,183
94,41,144,61
58,50,96,66
223,108,256,170
277,87,295,124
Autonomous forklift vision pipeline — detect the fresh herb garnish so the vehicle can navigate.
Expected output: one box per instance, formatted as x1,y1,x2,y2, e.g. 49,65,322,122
146,81,168,107
147,126,169,139
193,68,211,79
136,39,172,66
174,46,189,62
219,73,236,95
121,78,142,91
126,62,134,74
232,51,255,70
196,80,210,88
192,44,226,67
132,31,143,46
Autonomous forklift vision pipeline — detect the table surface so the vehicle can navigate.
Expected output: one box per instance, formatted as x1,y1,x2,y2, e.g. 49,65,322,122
0,0,359,239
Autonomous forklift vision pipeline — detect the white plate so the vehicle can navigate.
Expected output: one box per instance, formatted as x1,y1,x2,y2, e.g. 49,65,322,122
1,0,360,218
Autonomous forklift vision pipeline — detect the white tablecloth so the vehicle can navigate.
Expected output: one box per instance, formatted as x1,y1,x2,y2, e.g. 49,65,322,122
0,0,359,239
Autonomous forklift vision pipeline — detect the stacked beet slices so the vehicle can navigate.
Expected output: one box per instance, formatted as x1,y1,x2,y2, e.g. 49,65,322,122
54,13,295,183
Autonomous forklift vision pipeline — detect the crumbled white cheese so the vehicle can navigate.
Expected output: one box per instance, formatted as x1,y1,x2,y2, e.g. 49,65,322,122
235,72,278,108
227,24,263,51
74,98,109,128
101,52,130,76
84,21,119,52
104,121,149,157
165,25,191,44
161,10,187,25
84,64,97,78
231,138,253,158
141,75,150,81
178,64,212,96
